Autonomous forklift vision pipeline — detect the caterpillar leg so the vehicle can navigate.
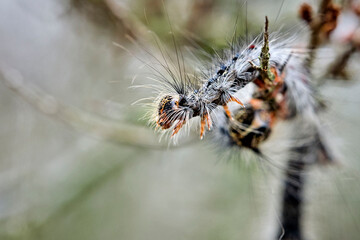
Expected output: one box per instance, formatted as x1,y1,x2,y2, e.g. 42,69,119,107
228,96,244,106
171,120,186,137
200,115,206,139
223,105,233,120
205,113,212,130
198,112,213,139
222,96,244,120
200,113,213,139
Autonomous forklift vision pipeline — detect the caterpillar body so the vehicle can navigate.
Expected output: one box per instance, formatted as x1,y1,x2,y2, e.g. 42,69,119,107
153,17,333,161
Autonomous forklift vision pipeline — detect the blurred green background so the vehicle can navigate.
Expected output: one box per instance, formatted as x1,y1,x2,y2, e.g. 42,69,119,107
0,0,360,239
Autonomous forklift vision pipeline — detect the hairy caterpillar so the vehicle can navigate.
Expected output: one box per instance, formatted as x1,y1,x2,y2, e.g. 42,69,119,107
152,16,332,160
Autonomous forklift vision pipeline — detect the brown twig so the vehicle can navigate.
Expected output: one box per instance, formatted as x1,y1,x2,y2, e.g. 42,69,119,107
250,17,275,84
300,0,341,69
326,44,357,79
260,17,272,78
308,0,330,68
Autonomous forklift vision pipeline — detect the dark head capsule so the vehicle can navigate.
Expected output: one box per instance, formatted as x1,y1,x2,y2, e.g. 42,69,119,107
157,95,179,129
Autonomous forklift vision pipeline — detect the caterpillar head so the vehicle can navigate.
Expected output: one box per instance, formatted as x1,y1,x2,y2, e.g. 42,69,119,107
157,95,178,129
156,94,191,137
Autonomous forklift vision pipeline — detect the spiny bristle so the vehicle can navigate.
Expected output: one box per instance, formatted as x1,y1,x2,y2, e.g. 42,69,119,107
137,19,325,150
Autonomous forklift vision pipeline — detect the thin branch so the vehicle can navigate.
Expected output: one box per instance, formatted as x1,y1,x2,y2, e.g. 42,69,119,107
301,0,341,69
250,17,275,84
325,44,357,79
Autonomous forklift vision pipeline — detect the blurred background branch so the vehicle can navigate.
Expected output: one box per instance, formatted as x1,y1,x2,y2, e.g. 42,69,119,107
0,65,197,150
